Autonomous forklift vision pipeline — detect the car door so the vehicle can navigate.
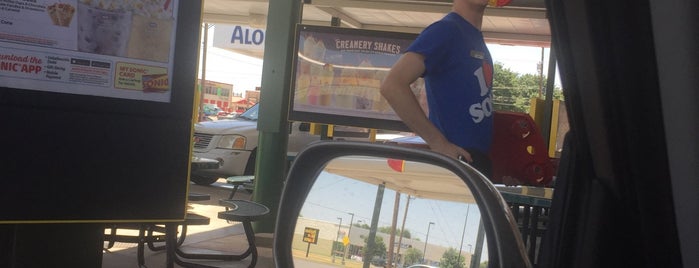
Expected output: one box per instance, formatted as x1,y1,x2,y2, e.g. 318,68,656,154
539,0,697,267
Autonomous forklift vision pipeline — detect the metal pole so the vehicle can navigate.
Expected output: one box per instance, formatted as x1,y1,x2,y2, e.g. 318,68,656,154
396,195,413,267
541,44,558,149
363,184,386,268
197,23,209,123
458,204,471,266
539,47,545,98
470,221,486,268
386,191,401,268
332,217,342,262
422,222,434,264
253,0,302,233
343,212,354,265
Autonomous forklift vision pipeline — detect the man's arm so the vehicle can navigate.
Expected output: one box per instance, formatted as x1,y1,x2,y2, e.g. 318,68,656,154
380,52,473,162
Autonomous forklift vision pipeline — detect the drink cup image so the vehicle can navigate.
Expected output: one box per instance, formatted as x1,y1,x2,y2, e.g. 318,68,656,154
47,3,76,27
334,87,356,109
307,85,320,105
319,87,333,106
127,14,173,62
77,3,132,57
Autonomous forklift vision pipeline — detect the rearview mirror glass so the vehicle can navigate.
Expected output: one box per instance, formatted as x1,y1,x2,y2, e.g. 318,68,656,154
274,141,531,268
292,156,487,267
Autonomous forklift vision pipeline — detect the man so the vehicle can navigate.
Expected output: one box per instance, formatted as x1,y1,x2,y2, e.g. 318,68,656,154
380,0,495,177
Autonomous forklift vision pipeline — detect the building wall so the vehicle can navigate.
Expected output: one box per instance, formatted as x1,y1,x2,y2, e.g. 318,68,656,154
198,79,235,111
291,217,472,264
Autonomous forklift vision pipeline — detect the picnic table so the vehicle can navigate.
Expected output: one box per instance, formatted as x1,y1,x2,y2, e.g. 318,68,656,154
496,185,553,265
105,157,220,268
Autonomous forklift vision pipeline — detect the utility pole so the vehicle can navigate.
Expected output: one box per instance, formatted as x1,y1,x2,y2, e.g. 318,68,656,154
458,204,471,266
422,222,435,264
332,217,342,262
396,195,413,267
342,212,355,265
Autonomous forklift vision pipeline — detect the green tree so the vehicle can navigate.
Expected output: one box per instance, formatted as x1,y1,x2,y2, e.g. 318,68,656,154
362,235,387,262
402,247,423,267
492,62,564,113
439,248,465,268
377,226,412,239
492,62,520,112
355,223,370,229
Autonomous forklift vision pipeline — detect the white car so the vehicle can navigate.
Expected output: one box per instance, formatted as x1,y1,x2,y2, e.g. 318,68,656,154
191,103,389,185
191,104,320,185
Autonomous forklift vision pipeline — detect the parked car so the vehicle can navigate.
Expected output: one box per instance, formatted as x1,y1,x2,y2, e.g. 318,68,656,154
190,104,314,185
191,103,386,185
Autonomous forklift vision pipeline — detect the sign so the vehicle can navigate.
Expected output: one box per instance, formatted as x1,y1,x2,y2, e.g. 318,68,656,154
342,235,350,246
0,0,202,223
0,0,179,102
303,227,320,244
288,24,422,131
213,25,265,51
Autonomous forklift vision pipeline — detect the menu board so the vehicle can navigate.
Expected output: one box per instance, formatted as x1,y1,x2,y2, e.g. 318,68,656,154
0,0,200,223
289,24,423,131
0,0,178,102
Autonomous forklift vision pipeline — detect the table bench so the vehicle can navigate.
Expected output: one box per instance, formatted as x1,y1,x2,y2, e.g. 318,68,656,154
225,176,255,200
168,199,270,268
104,193,211,268
216,199,270,268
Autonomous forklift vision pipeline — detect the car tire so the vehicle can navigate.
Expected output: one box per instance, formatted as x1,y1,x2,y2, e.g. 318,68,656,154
190,174,219,185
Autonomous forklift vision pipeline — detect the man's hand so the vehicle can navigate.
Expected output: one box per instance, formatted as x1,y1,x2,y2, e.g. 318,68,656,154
430,139,473,163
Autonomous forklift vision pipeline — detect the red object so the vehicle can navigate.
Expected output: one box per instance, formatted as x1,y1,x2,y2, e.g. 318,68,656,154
489,111,555,186
488,0,512,7
387,159,405,172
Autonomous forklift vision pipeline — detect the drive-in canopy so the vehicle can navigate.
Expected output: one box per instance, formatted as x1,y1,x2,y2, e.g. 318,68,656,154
323,155,478,203
201,0,550,58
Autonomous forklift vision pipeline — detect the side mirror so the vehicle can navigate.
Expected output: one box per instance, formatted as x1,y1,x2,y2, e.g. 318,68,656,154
274,141,531,268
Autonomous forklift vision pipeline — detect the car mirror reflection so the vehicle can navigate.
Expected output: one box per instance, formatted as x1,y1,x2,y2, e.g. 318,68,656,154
274,141,531,268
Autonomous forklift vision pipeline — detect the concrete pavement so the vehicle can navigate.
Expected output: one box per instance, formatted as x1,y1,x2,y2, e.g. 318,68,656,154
100,180,275,268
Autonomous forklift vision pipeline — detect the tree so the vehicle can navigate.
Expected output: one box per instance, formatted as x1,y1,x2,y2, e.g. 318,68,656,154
439,248,465,268
362,235,387,262
402,247,423,267
492,62,564,113
377,226,412,239
354,223,370,229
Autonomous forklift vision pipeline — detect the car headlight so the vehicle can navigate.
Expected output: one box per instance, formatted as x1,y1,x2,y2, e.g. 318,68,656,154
217,135,246,150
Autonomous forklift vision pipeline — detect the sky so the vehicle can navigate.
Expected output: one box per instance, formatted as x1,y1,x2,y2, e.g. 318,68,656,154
301,170,485,252
197,25,558,95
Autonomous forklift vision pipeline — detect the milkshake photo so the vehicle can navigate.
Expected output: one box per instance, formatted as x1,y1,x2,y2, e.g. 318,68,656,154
77,2,132,56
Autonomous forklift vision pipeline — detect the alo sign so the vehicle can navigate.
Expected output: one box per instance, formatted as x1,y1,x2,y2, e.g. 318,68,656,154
213,25,265,51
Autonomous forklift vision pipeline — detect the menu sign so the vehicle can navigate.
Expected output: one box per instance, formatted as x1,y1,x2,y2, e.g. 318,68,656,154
0,0,178,102
290,25,423,131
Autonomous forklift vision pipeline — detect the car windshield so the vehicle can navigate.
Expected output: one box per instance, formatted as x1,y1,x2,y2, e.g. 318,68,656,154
237,104,259,121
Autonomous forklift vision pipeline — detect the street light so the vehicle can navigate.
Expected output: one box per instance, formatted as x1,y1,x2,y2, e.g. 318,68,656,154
422,222,435,264
332,217,342,263
342,212,355,265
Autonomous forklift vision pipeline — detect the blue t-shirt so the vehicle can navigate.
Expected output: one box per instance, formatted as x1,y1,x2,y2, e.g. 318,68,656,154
407,12,494,154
